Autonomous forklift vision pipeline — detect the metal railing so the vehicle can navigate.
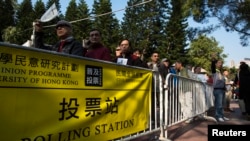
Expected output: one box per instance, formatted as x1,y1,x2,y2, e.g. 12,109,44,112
115,73,216,141
160,73,216,140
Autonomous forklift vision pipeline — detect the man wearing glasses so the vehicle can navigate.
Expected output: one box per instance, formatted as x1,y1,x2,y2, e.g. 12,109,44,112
114,39,146,68
34,20,83,56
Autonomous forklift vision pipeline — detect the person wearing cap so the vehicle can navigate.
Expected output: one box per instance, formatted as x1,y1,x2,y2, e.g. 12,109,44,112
159,58,171,83
34,20,83,56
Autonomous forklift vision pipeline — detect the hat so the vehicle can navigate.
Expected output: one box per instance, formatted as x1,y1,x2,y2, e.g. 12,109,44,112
56,20,72,28
161,58,169,62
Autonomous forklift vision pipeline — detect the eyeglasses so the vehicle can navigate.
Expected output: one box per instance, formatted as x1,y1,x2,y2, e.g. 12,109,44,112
116,49,121,51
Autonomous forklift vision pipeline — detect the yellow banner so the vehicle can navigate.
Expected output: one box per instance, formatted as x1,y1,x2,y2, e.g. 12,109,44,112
0,43,152,141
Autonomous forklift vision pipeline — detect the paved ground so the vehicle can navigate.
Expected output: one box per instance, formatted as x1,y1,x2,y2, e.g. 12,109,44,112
168,100,250,141
131,100,250,141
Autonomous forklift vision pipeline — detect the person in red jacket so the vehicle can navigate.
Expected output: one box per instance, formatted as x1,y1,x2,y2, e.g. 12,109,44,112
84,29,112,62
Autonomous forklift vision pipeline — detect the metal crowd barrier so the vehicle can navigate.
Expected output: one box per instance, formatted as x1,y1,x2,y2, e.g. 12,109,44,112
160,73,216,140
115,73,216,141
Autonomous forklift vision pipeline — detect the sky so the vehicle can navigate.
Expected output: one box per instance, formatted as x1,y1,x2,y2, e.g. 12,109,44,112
20,0,250,67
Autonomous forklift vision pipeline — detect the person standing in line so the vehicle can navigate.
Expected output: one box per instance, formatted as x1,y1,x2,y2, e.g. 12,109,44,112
211,53,229,122
147,52,161,87
114,39,146,68
84,29,112,61
206,73,213,84
158,58,172,124
159,58,171,83
238,62,250,120
194,66,208,83
174,60,190,78
233,61,245,102
132,48,148,68
34,20,84,56
175,60,193,123
186,64,196,79
223,70,234,112
147,51,160,123
147,51,160,83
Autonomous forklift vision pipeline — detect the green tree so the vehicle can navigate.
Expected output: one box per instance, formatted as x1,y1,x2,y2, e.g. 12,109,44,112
208,0,250,47
91,0,120,51
0,0,16,41
65,0,91,41
121,0,169,60
15,0,34,45
33,0,46,19
188,35,227,72
65,0,79,38
181,0,250,47
121,0,145,44
75,0,92,40
164,0,189,64
138,0,170,60
2,26,22,43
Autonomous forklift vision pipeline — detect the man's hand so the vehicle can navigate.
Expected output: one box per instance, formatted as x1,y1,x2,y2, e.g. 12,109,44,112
211,52,219,60
34,19,43,32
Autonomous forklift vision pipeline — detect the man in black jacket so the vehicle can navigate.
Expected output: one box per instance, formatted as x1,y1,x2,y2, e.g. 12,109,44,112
114,39,147,68
34,20,83,56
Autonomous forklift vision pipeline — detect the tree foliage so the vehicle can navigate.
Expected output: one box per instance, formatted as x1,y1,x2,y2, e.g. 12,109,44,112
75,0,92,40
183,0,250,47
0,0,16,41
164,0,189,64
2,26,22,44
3,0,247,67
188,35,227,72
121,0,170,61
15,0,34,44
65,0,79,39
91,0,120,51
0,0,15,30
33,0,46,19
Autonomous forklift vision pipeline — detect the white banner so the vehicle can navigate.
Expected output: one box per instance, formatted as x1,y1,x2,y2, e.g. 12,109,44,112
40,3,58,22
